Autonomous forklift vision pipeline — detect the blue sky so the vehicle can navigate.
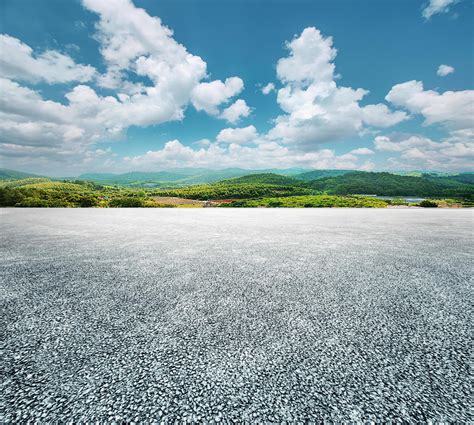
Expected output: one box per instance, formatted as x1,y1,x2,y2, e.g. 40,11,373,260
0,0,472,175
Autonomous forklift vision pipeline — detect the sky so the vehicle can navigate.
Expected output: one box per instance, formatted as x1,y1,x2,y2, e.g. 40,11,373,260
0,0,473,175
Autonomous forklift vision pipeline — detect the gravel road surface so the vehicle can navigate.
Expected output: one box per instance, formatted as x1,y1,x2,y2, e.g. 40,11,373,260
1,208,472,422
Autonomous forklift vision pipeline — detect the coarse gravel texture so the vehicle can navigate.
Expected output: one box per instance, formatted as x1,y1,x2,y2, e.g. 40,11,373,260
0,208,472,423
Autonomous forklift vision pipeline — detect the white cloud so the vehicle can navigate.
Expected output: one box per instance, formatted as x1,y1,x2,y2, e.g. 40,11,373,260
361,104,408,128
350,147,374,155
0,35,96,84
261,83,275,95
374,134,473,171
437,64,455,77
374,135,441,152
219,99,251,123
0,0,249,171
276,27,337,84
193,138,211,147
190,77,244,115
216,125,258,144
124,138,371,171
81,0,212,122
266,27,407,150
386,80,474,131
422,0,459,19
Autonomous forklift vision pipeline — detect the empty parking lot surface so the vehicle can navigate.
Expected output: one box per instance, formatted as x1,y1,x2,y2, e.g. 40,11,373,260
1,208,472,422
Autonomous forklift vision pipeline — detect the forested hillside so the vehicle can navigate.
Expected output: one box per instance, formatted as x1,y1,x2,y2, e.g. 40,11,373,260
77,168,308,186
220,173,302,186
293,170,352,180
0,168,472,207
0,169,45,180
307,172,474,197
155,182,312,200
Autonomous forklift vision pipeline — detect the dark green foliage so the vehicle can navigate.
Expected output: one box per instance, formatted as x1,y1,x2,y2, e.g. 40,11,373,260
219,195,389,208
79,196,99,207
451,173,474,184
220,173,302,186
419,200,438,208
108,197,145,207
16,198,71,207
0,188,26,206
155,183,313,200
422,173,474,185
293,169,353,181
307,172,474,197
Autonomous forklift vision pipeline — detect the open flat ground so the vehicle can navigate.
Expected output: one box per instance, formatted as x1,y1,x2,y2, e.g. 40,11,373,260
1,209,472,422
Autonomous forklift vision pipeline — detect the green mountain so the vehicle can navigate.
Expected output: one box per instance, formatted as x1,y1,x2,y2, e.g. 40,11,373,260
77,168,309,186
293,169,353,180
220,173,302,186
422,172,474,185
0,168,44,180
78,171,190,185
307,171,474,197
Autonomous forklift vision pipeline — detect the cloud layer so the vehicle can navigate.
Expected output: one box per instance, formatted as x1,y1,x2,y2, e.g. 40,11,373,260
0,0,249,172
0,0,472,174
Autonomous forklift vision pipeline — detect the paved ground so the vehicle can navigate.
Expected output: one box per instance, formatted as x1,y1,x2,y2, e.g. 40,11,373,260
1,208,472,423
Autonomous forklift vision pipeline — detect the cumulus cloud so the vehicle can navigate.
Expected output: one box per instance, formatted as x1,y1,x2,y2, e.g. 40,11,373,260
374,134,474,171
216,125,258,144
266,27,407,150
386,80,474,131
350,147,374,155
0,0,248,170
261,83,275,95
437,64,455,76
190,77,244,115
422,0,459,19
361,104,408,128
0,35,96,84
219,99,251,123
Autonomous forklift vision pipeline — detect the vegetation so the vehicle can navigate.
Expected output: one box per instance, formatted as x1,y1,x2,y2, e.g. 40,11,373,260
307,171,474,198
154,182,313,200
293,169,353,181
419,200,438,208
421,172,474,185
75,168,307,187
219,173,302,186
0,168,472,208
0,169,45,180
219,195,389,208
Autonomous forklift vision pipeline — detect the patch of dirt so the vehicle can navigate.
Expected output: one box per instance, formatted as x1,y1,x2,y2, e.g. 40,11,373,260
152,196,203,206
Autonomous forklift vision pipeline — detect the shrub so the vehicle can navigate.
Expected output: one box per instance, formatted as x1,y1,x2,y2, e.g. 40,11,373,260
79,197,99,207
108,197,145,207
419,200,438,208
267,200,283,207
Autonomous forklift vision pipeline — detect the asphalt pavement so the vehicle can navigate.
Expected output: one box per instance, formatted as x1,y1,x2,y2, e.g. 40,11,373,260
1,208,472,422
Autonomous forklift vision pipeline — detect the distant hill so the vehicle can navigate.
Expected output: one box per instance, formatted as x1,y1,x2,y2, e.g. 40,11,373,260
0,168,44,180
308,171,474,197
293,170,353,180
78,171,190,185
422,172,474,185
77,168,309,186
0,177,52,188
220,173,302,186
